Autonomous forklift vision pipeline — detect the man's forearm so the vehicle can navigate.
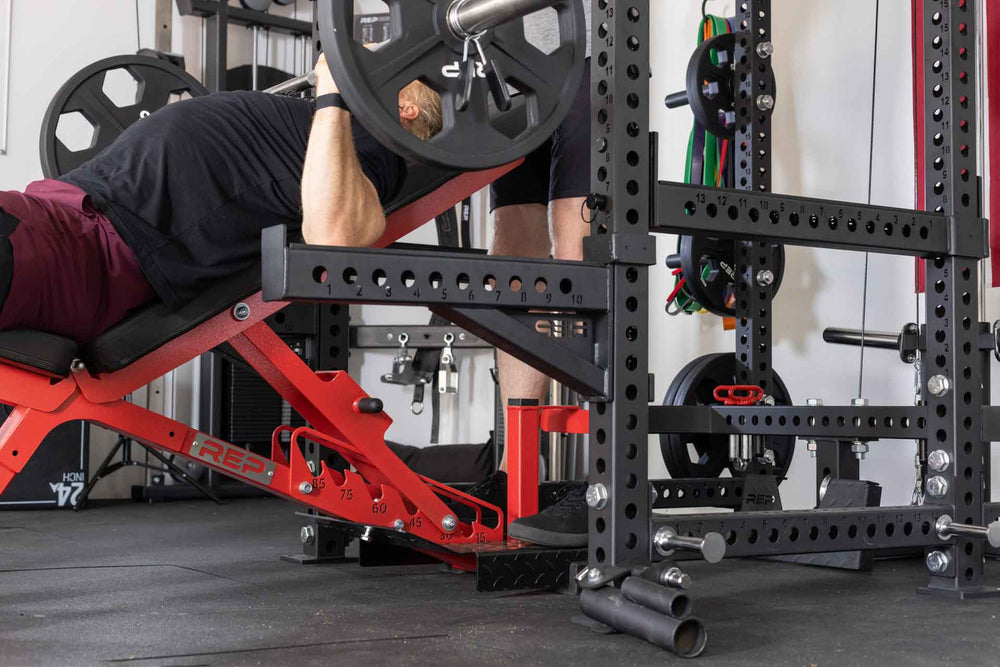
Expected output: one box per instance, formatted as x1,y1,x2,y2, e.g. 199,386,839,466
301,107,385,247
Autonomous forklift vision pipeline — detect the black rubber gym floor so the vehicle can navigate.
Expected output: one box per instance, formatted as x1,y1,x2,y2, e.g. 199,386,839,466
1,498,997,666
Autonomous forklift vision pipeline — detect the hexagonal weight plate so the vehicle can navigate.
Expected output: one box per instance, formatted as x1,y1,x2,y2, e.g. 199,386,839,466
40,55,208,178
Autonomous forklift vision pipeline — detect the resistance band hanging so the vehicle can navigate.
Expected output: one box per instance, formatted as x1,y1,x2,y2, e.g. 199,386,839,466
666,15,785,319
668,15,733,316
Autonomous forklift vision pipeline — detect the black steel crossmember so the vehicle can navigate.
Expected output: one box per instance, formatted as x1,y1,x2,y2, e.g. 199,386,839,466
350,325,489,349
648,405,929,440
262,227,610,312
650,478,743,510
176,0,313,35
651,183,987,258
651,505,951,559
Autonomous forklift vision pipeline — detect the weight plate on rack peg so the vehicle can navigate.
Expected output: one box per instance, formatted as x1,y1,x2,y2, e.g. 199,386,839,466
40,55,208,178
659,353,795,481
673,236,785,318
683,32,776,138
316,0,586,170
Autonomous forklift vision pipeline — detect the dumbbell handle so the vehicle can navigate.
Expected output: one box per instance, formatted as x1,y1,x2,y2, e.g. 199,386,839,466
664,90,690,109
654,526,726,564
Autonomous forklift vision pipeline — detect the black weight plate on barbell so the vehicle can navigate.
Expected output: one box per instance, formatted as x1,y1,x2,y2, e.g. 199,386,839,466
40,55,208,178
239,0,273,11
317,0,586,170
659,353,795,482
678,236,785,317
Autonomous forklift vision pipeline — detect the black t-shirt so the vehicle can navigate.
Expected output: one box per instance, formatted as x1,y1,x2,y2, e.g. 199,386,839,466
61,91,406,308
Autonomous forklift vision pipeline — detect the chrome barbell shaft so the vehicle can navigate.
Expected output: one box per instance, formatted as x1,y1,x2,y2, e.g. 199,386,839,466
936,515,1000,547
448,0,560,39
264,71,316,96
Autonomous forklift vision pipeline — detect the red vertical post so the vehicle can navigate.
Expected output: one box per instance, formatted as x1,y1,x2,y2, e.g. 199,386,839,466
913,0,927,292
506,399,540,526
989,0,999,285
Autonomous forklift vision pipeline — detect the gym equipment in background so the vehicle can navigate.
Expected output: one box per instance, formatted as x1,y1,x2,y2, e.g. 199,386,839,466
0,416,87,510
39,55,208,179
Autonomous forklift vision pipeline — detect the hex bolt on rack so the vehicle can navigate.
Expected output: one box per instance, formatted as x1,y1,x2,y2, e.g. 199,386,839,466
258,0,1000,655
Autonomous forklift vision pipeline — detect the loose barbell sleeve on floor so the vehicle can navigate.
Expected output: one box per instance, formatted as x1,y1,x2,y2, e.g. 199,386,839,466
580,588,707,658
620,576,693,619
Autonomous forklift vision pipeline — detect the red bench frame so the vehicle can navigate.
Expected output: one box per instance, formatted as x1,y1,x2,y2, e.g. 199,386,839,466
0,164,517,571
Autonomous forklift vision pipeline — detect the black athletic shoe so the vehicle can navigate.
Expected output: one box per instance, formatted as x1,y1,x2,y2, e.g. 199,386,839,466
453,470,506,526
508,482,588,547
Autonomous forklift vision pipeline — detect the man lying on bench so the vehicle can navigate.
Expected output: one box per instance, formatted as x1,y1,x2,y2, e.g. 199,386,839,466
0,54,560,548
0,54,435,343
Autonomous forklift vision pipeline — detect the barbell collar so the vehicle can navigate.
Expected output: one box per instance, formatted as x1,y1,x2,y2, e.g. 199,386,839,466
448,0,561,39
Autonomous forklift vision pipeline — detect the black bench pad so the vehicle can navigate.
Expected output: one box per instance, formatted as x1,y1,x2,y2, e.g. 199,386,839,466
0,330,79,377
82,263,263,374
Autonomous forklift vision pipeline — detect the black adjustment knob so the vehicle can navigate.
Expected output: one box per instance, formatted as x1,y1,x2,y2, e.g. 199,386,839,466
356,398,384,414
354,398,384,415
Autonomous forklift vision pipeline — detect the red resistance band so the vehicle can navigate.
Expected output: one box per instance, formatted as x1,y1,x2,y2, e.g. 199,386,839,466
913,0,1000,291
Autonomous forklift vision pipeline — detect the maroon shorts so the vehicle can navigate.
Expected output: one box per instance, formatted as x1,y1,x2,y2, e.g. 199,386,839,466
0,180,156,344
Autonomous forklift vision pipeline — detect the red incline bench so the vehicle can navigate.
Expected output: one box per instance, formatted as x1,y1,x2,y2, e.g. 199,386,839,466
0,162,518,571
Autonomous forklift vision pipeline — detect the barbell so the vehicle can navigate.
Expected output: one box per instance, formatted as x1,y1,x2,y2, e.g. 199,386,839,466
317,0,588,170
42,0,588,175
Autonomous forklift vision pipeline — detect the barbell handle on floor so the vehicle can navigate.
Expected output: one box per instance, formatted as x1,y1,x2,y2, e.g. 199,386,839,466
664,90,690,109
936,515,1000,548
654,526,726,564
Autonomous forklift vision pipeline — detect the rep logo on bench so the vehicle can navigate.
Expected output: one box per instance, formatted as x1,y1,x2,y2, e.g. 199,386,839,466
188,435,276,486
